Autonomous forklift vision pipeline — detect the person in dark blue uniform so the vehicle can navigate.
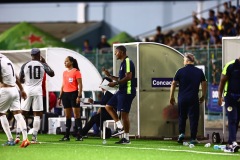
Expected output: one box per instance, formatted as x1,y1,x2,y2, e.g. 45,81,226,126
169,53,207,144
81,77,114,138
103,45,136,144
218,57,240,153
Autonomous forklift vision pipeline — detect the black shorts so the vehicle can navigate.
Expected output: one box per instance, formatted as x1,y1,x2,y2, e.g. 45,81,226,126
62,91,80,108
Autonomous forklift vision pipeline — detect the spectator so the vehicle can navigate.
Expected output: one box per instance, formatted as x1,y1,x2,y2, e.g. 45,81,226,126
154,26,165,44
97,35,111,53
208,9,218,24
82,39,93,53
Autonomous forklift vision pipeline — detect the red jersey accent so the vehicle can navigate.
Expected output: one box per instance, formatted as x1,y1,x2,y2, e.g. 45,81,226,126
62,68,82,92
42,73,46,97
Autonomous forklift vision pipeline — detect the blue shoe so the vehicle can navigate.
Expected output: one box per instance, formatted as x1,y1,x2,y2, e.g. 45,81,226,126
177,134,185,143
2,140,15,146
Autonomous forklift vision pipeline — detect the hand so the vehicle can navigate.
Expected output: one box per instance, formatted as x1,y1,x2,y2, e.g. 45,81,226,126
218,97,224,106
88,98,93,104
40,56,46,63
108,81,117,87
102,67,110,77
170,97,176,105
21,91,27,100
58,99,62,106
76,97,81,104
199,96,205,103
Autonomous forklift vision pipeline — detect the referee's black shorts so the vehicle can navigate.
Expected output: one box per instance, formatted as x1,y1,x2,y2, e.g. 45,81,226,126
62,90,80,108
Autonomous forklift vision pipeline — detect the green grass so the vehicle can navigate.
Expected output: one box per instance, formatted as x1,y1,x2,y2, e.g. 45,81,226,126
0,133,239,160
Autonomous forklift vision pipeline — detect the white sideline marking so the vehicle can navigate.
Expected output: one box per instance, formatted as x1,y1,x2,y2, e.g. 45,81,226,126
44,142,239,156
0,138,239,156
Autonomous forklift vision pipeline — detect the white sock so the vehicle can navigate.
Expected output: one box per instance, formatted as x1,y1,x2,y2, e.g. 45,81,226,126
124,133,129,140
14,113,28,141
116,120,123,129
16,121,21,138
33,116,41,137
0,115,13,141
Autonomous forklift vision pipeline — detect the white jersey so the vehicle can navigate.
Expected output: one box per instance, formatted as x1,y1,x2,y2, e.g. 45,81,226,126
0,54,20,113
19,60,50,96
0,54,16,86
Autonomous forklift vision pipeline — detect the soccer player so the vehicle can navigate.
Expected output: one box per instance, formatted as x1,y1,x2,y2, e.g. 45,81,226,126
19,48,55,143
0,53,30,148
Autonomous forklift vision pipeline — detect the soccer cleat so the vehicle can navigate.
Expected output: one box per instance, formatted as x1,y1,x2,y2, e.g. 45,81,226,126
59,136,70,141
20,139,30,148
75,135,83,141
31,135,39,144
15,137,21,144
115,138,131,144
177,133,185,143
2,140,15,146
111,128,124,137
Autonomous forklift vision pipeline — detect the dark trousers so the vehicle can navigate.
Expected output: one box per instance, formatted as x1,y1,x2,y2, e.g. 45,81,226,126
82,110,112,136
178,99,199,140
225,94,240,144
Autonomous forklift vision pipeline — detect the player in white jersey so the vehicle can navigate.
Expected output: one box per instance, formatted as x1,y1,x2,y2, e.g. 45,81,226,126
0,53,30,148
19,48,54,143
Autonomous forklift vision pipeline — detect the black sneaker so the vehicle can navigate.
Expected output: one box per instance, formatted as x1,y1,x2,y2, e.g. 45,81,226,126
111,128,124,137
177,133,185,143
76,135,83,141
115,138,131,144
59,136,70,141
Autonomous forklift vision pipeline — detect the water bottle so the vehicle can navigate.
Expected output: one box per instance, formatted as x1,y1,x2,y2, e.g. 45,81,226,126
189,144,195,148
183,142,189,146
204,143,211,147
214,145,226,150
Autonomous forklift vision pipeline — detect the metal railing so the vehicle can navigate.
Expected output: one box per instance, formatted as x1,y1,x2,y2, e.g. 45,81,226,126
80,46,222,85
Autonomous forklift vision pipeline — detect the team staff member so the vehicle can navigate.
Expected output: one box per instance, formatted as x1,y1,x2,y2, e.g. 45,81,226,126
19,48,55,144
81,77,114,138
0,53,30,148
58,56,83,141
169,53,207,145
103,45,136,144
218,57,240,153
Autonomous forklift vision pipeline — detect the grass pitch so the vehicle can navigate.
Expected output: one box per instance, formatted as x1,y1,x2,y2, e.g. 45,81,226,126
0,133,240,160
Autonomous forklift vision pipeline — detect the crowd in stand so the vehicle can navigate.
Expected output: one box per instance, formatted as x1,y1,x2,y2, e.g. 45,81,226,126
146,2,240,49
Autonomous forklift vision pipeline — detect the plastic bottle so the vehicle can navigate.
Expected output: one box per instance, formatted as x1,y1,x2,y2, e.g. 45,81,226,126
204,143,211,147
213,145,226,150
183,142,189,146
189,144,195,148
